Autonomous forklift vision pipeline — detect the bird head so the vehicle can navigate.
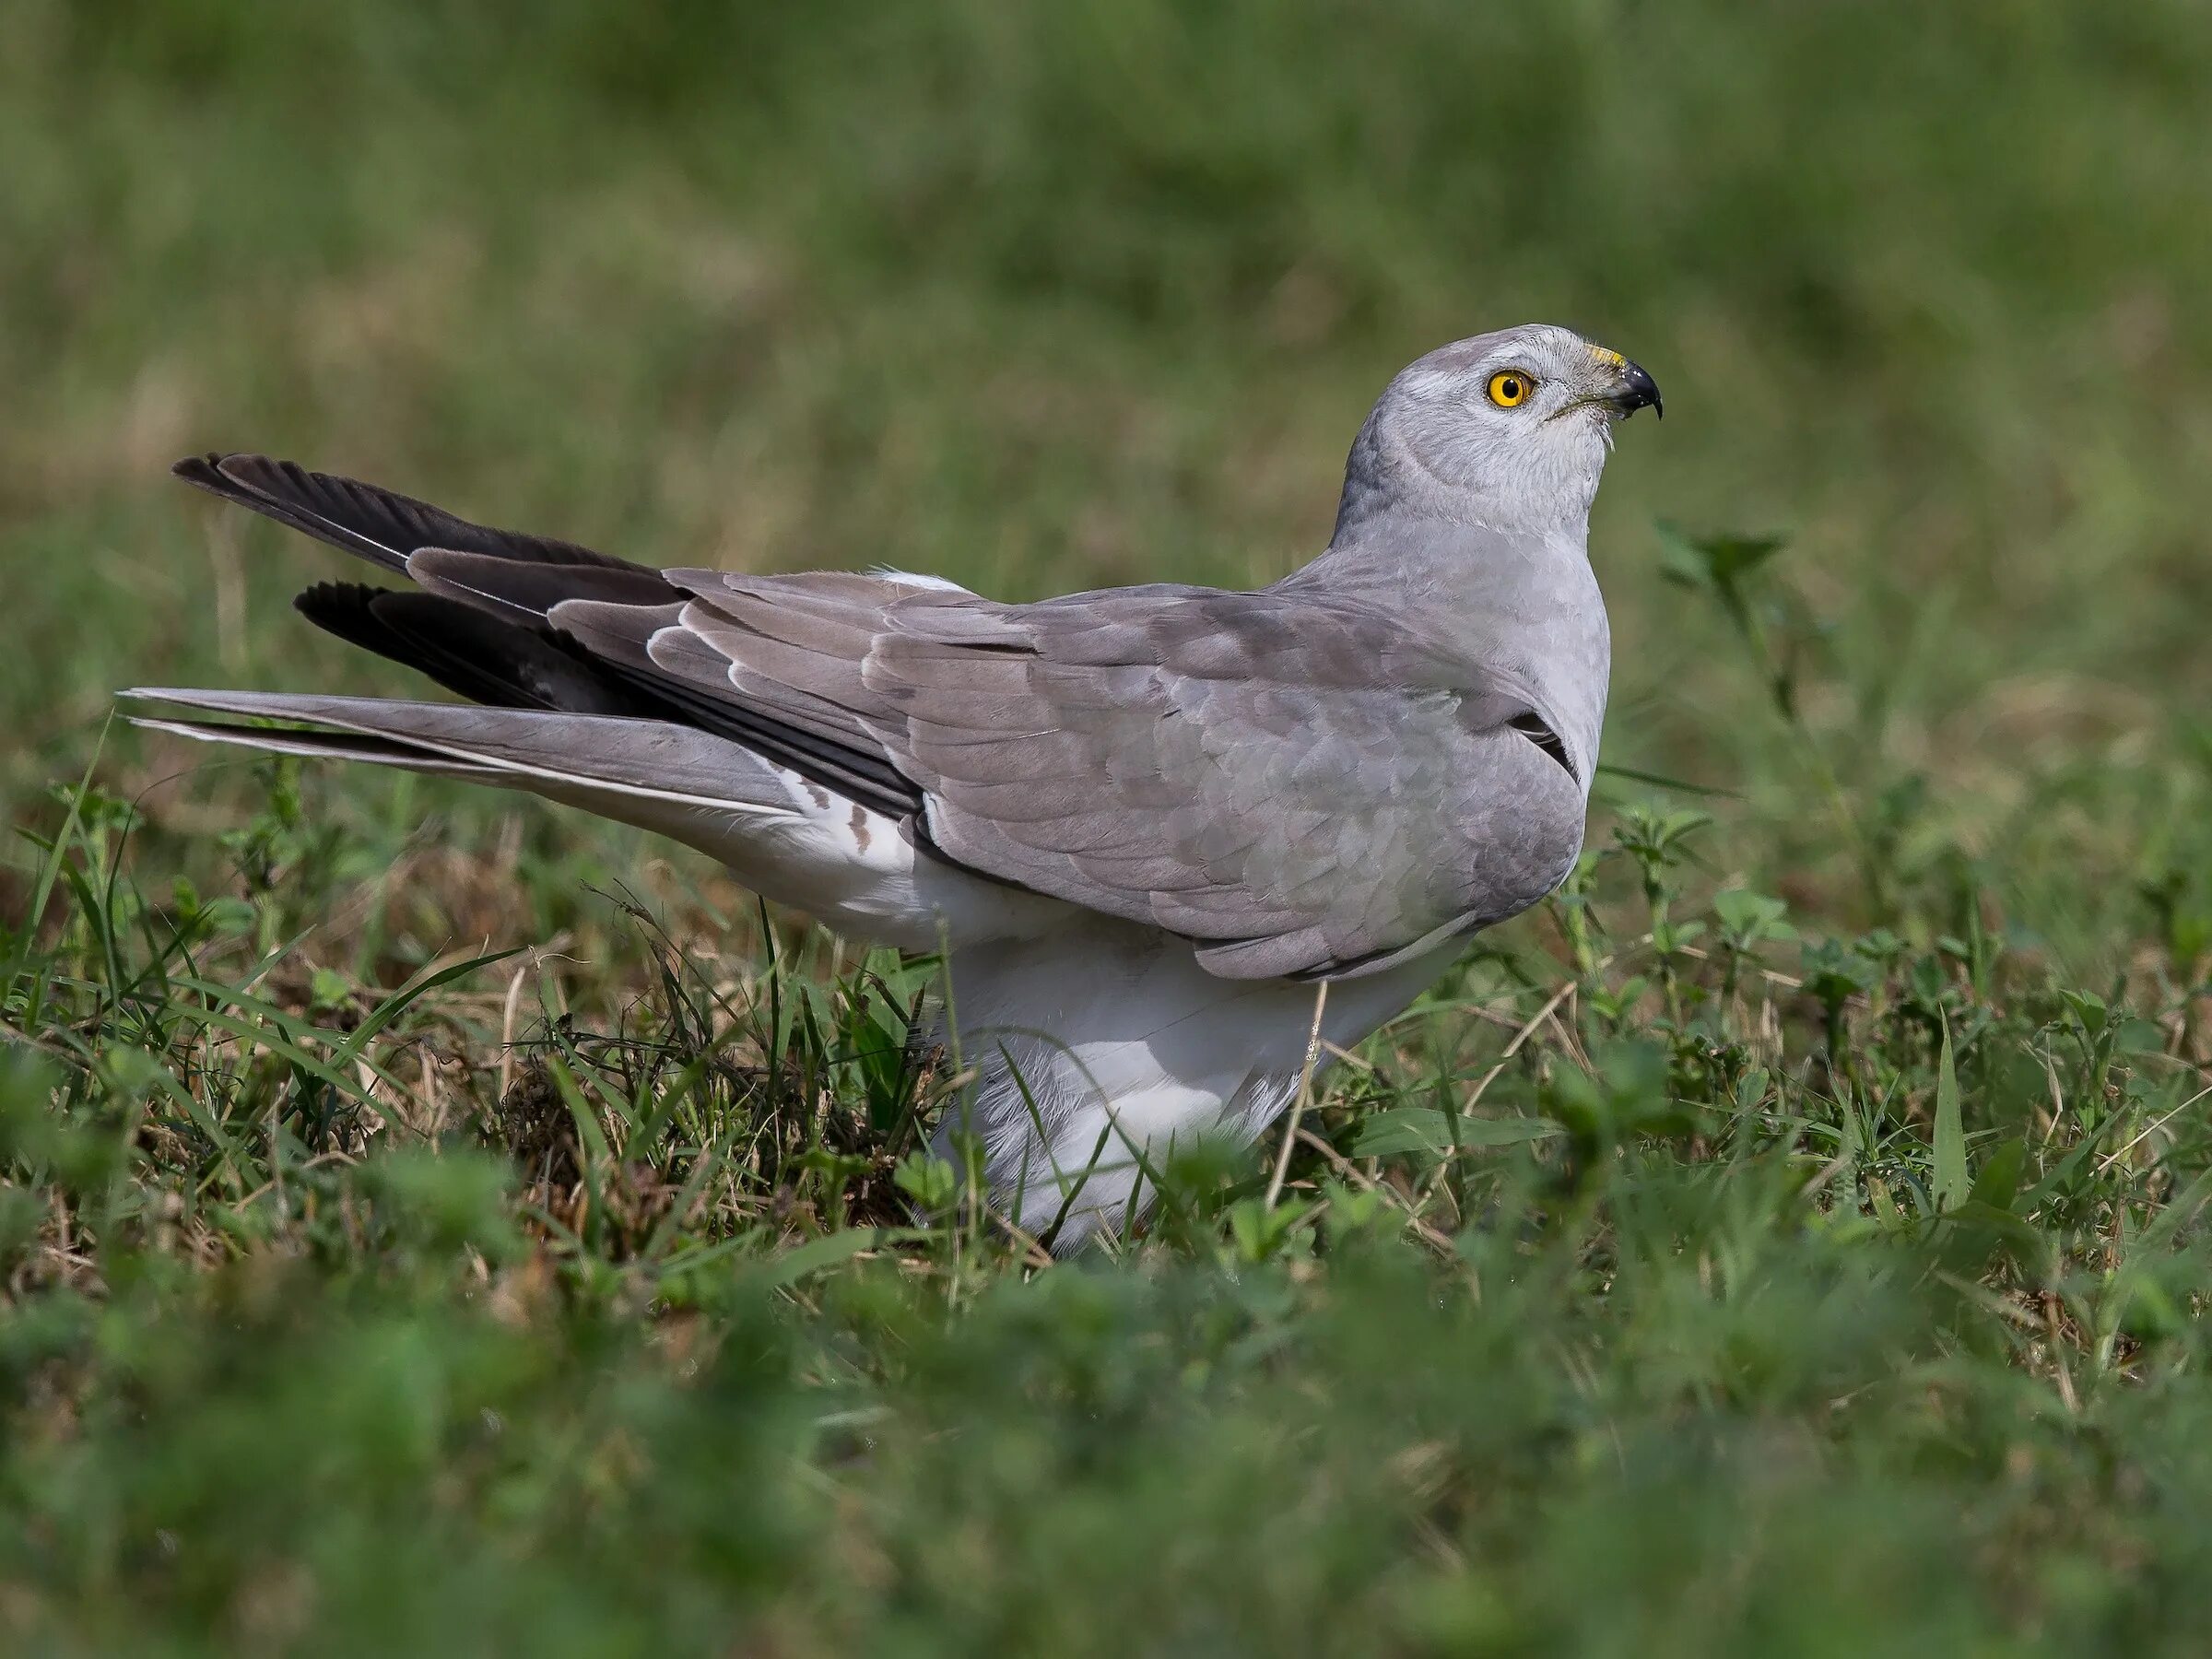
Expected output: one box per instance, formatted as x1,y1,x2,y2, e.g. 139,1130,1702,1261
1335,324,1660,541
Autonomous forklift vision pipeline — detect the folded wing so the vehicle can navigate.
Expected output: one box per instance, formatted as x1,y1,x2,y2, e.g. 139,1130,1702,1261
857,590,1583,978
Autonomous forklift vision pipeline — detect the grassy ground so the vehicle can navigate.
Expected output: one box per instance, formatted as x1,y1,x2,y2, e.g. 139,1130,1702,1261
6,2,2212,1652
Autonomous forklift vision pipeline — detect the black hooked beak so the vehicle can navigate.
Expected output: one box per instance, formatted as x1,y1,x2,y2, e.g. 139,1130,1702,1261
1611,359,1663,420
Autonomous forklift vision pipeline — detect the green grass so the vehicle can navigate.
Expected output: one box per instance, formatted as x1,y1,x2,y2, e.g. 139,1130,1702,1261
6,2,2212,1651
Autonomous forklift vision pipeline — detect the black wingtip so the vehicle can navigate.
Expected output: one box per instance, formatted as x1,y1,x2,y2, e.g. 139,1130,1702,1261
166,452,650,582
293,579,390,618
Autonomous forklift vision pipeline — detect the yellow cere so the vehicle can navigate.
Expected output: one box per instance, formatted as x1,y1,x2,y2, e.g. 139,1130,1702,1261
1486,370,1535,407
1588,346,1626,368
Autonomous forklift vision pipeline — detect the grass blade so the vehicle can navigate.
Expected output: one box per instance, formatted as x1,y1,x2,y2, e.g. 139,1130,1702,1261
1933,1024,1969,1213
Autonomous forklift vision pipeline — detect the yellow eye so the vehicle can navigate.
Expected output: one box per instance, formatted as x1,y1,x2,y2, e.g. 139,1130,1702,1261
1487,370,1535,407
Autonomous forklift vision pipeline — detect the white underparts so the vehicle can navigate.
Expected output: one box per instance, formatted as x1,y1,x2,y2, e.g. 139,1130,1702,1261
924,924,1457,1247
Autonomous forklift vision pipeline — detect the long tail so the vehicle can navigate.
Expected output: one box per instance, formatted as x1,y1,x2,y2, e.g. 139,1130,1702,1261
123,688,806,844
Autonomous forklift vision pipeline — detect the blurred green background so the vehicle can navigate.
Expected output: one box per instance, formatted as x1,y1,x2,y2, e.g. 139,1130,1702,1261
7,4,2212,1653
7,0,2210,959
